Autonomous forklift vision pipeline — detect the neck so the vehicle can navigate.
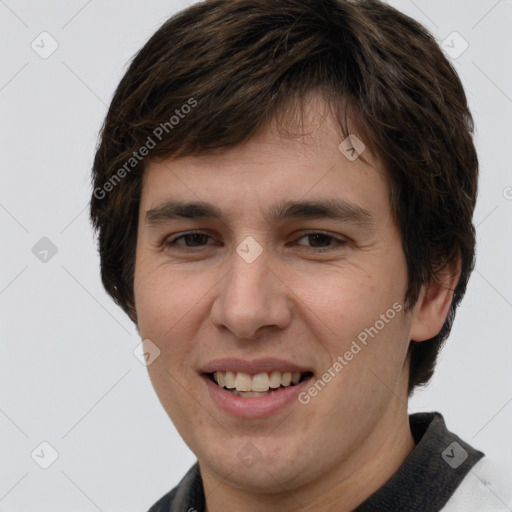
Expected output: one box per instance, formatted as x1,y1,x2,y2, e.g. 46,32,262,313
201,400,415,512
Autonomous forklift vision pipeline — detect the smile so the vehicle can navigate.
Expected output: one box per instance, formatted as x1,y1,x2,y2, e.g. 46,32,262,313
208,370,314,397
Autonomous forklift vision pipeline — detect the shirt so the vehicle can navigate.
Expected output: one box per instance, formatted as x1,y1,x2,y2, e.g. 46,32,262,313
147,411,511,511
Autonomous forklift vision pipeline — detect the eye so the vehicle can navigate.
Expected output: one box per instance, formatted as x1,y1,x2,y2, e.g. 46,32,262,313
163,230,348,252
294,231,348,251
165,231,213,248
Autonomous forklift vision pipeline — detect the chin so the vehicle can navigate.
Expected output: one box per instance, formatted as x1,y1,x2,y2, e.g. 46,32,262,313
197,437,312,493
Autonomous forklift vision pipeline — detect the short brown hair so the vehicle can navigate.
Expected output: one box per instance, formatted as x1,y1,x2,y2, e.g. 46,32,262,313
89,0,478,395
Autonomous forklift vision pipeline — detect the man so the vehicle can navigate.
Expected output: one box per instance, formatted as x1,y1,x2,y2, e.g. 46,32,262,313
89,0,511,510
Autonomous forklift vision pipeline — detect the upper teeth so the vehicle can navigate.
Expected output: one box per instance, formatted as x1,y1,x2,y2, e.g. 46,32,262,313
213,371,302,392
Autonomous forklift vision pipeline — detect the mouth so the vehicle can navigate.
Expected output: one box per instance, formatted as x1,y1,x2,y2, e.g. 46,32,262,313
205,370,314,397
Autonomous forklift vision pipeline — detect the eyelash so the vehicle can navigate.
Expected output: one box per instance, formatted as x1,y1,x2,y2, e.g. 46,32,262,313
164,230,348,252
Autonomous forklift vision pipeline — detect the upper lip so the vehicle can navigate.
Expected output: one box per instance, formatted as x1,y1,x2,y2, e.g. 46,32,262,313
200,357,313,375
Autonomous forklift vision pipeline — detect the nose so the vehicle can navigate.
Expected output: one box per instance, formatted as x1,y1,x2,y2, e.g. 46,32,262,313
210,241,292,340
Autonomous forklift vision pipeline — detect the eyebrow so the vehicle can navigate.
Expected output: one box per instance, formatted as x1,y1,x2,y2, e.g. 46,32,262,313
145,198,374,228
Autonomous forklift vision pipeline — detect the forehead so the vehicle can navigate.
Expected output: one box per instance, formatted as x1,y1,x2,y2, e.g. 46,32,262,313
139,97,389,224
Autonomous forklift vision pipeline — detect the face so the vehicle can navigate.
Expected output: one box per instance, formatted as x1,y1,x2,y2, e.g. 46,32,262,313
133,99,420,496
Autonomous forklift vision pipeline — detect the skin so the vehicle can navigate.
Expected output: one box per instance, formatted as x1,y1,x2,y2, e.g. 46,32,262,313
133,96,458,511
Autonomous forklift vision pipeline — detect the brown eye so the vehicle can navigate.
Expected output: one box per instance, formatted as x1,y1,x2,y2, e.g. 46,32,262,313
295,232,347,251
166,232,212,248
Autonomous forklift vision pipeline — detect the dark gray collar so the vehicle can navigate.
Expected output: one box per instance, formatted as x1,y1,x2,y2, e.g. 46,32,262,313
148,412,484,512
353,412,484,511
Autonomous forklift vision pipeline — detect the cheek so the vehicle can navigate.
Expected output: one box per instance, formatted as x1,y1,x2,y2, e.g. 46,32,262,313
134,265,216,369
296,261,406,340
134,268,211,423
292,252,410,390
134,279,171,342
135,264,193,334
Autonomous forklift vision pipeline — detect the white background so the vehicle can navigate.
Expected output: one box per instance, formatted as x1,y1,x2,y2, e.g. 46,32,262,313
0,0,511,510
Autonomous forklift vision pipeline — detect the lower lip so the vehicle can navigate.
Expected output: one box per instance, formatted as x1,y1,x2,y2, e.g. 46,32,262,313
202,375,313,419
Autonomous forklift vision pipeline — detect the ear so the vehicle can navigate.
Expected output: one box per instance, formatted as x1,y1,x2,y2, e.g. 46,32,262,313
409,256,461,342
